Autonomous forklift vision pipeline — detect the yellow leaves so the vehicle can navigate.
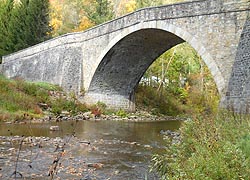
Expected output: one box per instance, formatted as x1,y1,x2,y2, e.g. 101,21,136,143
50,18,62,32
72,16,94,32
114,0,137,16
49,0,63,36
49,0,98,35
125,0,137,13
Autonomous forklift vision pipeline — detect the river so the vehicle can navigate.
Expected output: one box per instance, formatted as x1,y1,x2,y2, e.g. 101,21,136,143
0,120,181,179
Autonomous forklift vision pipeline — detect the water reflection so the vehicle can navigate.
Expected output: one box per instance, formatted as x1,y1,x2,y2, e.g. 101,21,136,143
0,120,181,139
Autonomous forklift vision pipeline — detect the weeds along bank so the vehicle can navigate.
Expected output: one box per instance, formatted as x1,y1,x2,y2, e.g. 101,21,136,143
151,112,250,179
1,73,217,122
0,75,88,122
0,75,183,123
135,84,219,117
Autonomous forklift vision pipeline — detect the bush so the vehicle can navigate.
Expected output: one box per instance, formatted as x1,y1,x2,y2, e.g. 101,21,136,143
237,134,250,159
116,109,128,118
90,101,107,117
50,98,88,116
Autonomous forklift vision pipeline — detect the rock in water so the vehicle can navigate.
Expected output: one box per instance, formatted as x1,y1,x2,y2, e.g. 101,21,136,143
49,126,60,131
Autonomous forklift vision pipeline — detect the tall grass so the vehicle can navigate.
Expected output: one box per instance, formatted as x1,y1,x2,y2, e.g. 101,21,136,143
135,84,219,116
135,85,186,116
151,112,250,179
0,75,87,121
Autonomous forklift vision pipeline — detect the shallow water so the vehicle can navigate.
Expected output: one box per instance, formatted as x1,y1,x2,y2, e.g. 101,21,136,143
0,120,181,179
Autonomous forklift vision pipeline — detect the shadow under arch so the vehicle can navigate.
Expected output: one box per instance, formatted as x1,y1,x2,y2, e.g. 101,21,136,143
86,22,224,111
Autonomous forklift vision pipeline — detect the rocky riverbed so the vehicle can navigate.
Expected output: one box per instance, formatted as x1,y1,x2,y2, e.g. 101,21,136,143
0,135,103,179
0,118,183,179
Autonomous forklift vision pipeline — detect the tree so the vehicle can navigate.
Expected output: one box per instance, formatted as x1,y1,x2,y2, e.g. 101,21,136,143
83,0,115,25
0,0,52,59
9,0,51,50
72,16,94,32
27,0,52,44
50,0,95,35
114,0,137,16
7,0,31,51
136,0,163,8
0,0,14,62
49,0,63,36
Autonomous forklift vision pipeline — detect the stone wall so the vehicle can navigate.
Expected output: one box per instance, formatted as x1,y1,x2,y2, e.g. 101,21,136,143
2,45,83,93
0,64,2,75
83,92,135,111
223,12,250,113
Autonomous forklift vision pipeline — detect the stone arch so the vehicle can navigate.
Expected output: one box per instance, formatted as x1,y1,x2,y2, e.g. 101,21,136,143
85,21,224,110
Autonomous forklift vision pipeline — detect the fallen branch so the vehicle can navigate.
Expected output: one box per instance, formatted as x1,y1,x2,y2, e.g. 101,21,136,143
10,136,25,179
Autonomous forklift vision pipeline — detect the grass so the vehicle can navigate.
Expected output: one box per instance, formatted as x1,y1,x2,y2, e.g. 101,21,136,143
151,112,250,179
135,85,186,116
135,85,219,116
0,75,88,121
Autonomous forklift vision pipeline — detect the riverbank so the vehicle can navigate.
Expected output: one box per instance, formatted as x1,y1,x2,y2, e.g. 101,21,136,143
151,112,250,179
2,108,188,125
0,75,189,124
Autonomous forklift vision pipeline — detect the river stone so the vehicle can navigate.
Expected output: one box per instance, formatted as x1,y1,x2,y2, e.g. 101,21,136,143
49,126,60,131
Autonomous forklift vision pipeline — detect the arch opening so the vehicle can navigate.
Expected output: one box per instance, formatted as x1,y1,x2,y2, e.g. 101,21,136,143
136,42,219,115
85,28,220,111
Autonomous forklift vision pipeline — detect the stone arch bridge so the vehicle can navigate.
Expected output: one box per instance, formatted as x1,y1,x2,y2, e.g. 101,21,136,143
1,0,250,112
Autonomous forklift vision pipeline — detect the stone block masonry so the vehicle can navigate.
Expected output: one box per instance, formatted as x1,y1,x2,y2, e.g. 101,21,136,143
223,12,250,113
2,0,250,112
0,64,2,74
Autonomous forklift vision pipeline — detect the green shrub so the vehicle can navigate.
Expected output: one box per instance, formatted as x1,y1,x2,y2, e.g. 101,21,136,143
116,109,128,118
51,98,84,115
135,83,219,116
96,101,107,111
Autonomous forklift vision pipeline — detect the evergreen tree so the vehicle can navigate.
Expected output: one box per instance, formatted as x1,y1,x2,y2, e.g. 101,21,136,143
0,0,52,61
27,0,52,44
0,0,14,62
84,0,114,25
7,0,30,52
9,0,52,51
